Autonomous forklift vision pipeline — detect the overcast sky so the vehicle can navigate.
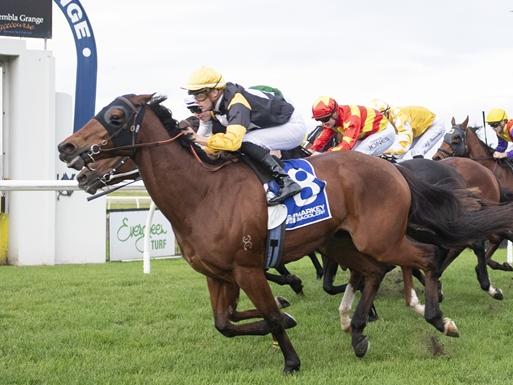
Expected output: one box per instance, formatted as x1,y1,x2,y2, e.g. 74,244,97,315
24,0,513,130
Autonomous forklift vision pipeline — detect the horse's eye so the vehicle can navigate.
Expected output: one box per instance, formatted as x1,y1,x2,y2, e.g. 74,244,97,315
451,135,461,144
107,108,126,127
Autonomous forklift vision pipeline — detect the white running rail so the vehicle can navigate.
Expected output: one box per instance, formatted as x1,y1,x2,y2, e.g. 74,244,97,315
0,180,156,273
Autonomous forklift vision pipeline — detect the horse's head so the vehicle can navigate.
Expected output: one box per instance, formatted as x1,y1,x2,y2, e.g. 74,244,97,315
432,116,469,160
57,94,155,170
76,156,139,194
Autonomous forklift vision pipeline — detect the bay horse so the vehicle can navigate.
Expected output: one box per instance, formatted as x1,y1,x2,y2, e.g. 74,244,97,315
76,155,319,296
57,94,513,372
400,157,505,303
433,117,513,271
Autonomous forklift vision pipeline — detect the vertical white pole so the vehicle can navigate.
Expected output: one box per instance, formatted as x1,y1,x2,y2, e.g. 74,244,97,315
507,241,513,265
143,200,156,274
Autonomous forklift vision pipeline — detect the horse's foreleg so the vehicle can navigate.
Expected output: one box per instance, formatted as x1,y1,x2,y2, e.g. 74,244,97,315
322,257,347,295
234,266,300,374
486,237,513,271
207,277,294,336
308,251,324,279
265,270,304,295
402,267,425,315
472,241,503,300
338,282,356,332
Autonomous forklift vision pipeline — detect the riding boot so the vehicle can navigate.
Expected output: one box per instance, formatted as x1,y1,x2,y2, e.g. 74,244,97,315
241,142,302,206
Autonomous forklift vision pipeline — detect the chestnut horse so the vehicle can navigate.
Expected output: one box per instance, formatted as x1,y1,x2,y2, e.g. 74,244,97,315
58,94,513,372
433,117,513,271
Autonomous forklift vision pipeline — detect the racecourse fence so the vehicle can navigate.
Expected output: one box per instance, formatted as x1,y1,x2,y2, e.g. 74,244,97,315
0,180,157,272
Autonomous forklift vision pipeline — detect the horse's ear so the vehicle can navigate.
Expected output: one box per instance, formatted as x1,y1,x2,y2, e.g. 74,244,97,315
462,116,469,128
451,117,456,126
146,93,168,106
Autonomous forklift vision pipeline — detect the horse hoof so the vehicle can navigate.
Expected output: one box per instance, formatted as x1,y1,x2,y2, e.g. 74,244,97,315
283,361,300,375
492,288,504,300
282,312,298,329
353,336,369,358
272,339,280,349
503,263,513,272
443,318,459,337
275,296,290,308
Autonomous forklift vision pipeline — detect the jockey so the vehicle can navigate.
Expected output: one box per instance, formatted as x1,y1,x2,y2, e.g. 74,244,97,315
486,108,513,159
182,66,307,205
184,95,215,137
310,96,395,155
371,100,446,161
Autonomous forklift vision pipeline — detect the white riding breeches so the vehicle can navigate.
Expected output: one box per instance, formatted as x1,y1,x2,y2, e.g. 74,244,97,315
242,110,308,151
352,122,396,156
400,119,446,160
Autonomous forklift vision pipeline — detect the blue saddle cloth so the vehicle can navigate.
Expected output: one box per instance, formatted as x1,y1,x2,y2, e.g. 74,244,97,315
267,159,332,230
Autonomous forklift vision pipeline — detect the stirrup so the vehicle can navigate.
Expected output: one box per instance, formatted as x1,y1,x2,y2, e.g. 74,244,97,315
268,184,302,206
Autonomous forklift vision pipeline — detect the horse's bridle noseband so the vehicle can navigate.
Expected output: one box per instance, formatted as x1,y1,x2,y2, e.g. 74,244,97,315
438,125,468,158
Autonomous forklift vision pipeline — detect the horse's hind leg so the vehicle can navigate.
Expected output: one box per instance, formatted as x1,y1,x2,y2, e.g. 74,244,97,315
471,241,503,300
382,239,459,337
233,266,300,374
350,268,386,358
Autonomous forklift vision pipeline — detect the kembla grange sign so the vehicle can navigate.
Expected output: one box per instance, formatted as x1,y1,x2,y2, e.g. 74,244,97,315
0,0,52,39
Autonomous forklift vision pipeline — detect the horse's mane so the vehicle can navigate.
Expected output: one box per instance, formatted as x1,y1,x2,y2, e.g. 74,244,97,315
146,95,230,165
467,125,495,154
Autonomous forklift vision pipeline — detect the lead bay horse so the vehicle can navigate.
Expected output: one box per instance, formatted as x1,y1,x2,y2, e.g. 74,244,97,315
433,117,513,271
58,94,513,373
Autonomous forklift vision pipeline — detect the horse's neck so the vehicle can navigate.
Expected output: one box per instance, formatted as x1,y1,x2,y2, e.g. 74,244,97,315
467,130,494,163
135,126,215,229
467,130,513,188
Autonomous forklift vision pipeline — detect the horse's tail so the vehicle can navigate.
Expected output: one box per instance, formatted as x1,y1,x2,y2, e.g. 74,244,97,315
397,165,513,248
499,187,513,203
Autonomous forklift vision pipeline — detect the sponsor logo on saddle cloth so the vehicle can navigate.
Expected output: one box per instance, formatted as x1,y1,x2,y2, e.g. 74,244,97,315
267,159,332,230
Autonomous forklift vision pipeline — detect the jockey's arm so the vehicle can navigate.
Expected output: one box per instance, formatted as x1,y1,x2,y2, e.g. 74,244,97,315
206,92,251,152
329,117,361,152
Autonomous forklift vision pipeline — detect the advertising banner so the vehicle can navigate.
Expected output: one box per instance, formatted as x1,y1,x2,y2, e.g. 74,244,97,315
109,209,177,261
0,0,52,39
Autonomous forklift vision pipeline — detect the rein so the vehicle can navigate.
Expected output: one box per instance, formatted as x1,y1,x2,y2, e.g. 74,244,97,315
88,95,238,174
189,144,239,172
99,131,185,153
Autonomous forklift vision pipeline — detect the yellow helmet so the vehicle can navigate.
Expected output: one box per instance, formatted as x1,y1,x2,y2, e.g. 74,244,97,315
182,66,226,92
370,98,391,113
486,108,508,123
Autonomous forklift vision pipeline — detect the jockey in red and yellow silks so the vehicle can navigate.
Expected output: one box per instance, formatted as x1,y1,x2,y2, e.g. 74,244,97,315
310,97,395,156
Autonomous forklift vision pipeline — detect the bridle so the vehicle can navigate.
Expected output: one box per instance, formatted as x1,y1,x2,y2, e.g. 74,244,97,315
82,95,184,164
93,156,139,186
80,94,235,174
437,124,469,158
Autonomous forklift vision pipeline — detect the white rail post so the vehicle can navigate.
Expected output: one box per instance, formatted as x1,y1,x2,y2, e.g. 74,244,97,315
507,241,513,265
142,200,156,274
